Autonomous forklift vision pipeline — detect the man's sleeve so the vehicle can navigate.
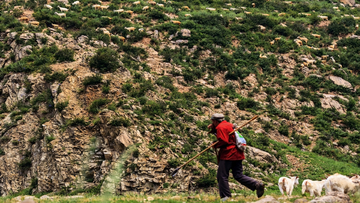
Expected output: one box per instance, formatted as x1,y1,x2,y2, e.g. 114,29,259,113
213,127,229,148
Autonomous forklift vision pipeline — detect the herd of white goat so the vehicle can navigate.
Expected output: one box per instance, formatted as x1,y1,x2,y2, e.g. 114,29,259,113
278,174,360,197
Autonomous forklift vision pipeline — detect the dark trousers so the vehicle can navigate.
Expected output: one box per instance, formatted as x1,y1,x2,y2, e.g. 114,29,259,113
217,159,258,198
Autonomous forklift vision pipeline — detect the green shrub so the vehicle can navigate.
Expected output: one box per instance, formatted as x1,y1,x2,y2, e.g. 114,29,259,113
55,48,74,62
45,136,55,143
28,137,37,144
102,81,110,94
109,117,131,127
89,48,120,73
89,98,109,114
168,158,181,168
205,88,218,98
156,76,176,91
0,148,4,155
83,74,102,86
237,97,260,110
196,169,217,188
19,157,32,170
31,89,54,109
67,117,88,126
133,149,139,158
265,87,277,96
278,124,289,136
55,101,69,112
44,72,68,82
0,136,11,143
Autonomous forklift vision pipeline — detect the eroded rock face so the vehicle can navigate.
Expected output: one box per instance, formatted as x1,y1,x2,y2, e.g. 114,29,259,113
340,0,355,6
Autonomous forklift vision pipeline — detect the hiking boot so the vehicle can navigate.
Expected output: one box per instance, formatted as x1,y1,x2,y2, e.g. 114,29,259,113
256,182,265,198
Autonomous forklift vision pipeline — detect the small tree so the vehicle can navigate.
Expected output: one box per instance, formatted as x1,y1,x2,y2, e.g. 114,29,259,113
89,48,121,73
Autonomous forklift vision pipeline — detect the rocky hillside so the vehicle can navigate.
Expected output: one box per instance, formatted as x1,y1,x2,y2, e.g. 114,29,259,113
0,0,360,198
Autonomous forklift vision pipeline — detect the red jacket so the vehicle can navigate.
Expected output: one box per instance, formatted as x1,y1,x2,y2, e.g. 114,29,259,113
213,120,245,161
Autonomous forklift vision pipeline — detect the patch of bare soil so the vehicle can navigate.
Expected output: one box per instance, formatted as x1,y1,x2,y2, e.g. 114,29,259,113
22,9,34,19
319,20,331,27
286,154,306,174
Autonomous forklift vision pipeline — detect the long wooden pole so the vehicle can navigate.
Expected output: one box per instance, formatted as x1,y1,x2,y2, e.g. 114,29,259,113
171,115,259,177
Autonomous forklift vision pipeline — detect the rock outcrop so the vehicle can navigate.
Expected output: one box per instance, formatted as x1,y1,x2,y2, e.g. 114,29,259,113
329,76,352,89
310,191,351,203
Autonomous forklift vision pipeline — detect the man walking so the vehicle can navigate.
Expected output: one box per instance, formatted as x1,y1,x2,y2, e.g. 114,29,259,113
209,113,265,201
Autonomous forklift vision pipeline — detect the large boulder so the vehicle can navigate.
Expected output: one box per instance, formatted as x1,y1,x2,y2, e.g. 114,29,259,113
246,146,279,164
310,192,351,203
340,0,355,6
329,76,352,89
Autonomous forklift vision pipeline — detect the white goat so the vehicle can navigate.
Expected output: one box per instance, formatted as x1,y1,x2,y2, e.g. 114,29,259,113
278,176,299,196
302,179,327,197
58,6,68,12
113,9,124,13
325,174,360,194
350,175,360,184
54,12,66,17
44,4,53,9
72,1,80,5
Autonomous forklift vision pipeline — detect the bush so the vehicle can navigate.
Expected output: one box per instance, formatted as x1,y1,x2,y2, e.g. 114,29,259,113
55,101,69,112
168,158,181,167
196,169,217,188
0,148,4,155
327,20,351,36
237,97,260,110
44,72,68,82
83,74,102,86
19,157,32,170
55,48,74,62
45,136,55,143
156,76,176,91
278,124,289,136
67,117,87,126
109,117,131,127
29,137,37,144
89,48,121,73
89,98,109,114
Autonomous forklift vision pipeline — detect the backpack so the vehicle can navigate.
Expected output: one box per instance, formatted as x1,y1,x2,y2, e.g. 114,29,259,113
234,131,246,152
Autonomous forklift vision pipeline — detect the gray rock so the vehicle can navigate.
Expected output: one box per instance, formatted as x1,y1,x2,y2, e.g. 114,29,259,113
91,40,107,48
180,29,191,37
310,192,350,203
58,0,69,4
329,75,352,89
246,146,279,164
252,195,279,203
174,40,188,44
294,198,309,203
154,30,159,39
8,32,17,40
19,33,34,40
16,45,32,61
77,35,89,44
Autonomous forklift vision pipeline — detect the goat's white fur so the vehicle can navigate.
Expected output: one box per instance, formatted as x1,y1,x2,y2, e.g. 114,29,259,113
325,174,360,194
302,179,327,196
278,176,299,196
